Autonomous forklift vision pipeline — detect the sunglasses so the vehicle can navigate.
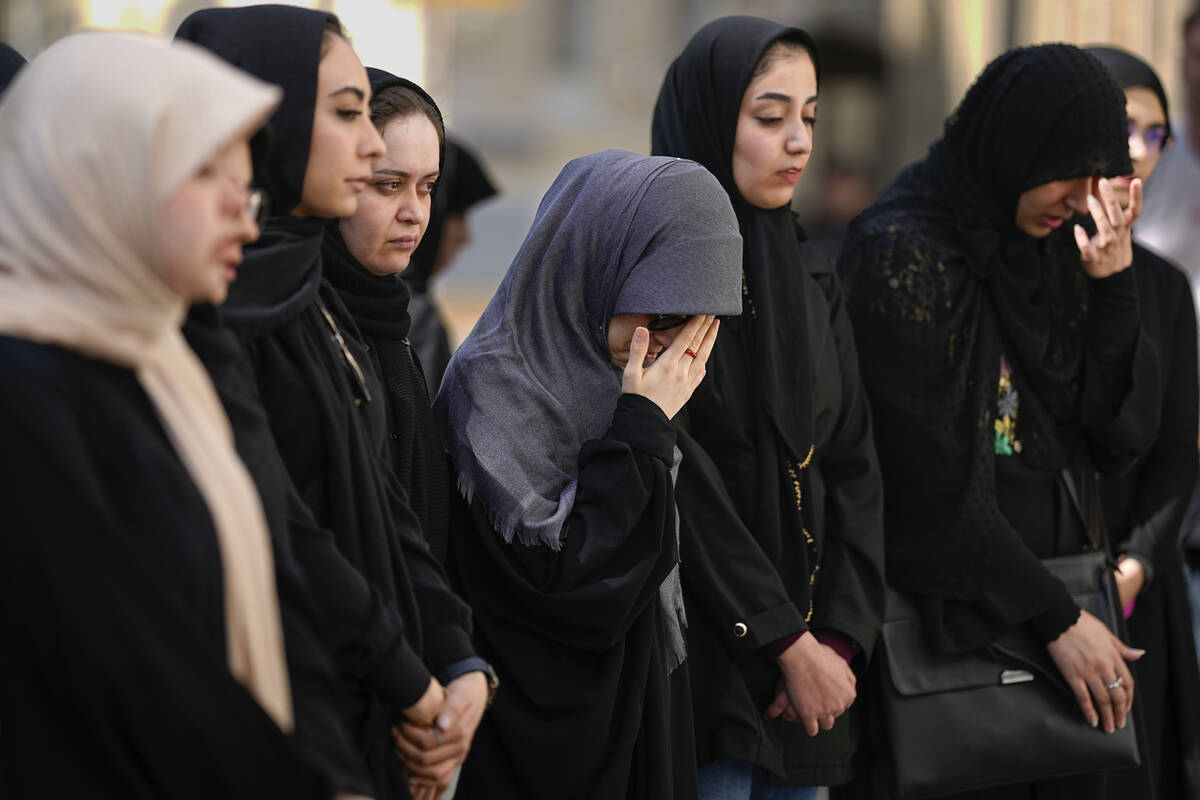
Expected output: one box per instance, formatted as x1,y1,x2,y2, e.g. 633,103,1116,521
1127,120,1169,153
646,314,691,331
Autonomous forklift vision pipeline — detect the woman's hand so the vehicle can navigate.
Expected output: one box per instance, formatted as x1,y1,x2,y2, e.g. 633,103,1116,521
393,671,488,799
765,631,857,736
1045,609,1144,733
1114,556,1146,609
1073,177,1142,279
401,676,446,726
620,315,719,419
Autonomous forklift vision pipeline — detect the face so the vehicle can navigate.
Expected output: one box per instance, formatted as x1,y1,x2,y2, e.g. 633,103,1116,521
731,48,818,209
339,113,441,276
606,313,688,368
1013,177,1093,238
1110,85,1168,208
293,36,385,219
433,212,471,275
155,139,259,304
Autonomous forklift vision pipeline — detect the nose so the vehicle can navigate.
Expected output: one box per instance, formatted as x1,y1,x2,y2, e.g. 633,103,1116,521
785,116,813,156
361,117,386,160
650,329,678,352
1128,132,1147,163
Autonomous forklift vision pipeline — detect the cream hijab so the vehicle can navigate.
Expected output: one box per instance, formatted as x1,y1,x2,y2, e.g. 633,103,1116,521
0,33,293,731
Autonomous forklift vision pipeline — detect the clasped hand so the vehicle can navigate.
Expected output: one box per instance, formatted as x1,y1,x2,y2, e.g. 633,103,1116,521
392,672,489,800
765,631,857,736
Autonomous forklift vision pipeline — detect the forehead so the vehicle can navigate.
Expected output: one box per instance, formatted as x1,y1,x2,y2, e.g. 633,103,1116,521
742,50,817,104
317,36,367,91
1123,85,1166,123
375,113,441,170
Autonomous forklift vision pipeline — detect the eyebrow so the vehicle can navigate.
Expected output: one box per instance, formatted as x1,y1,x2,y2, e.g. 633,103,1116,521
755,91,819,105
328,86,365,101
374,169,442,179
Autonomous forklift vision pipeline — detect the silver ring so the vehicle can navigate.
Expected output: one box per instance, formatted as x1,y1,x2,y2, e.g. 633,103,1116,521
1106,677,1123,690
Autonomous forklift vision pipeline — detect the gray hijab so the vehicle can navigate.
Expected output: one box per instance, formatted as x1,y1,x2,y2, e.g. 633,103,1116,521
436,149,742,549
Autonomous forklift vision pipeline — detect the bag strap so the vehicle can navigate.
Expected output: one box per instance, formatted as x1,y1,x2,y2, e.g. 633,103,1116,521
1059,465,1116,560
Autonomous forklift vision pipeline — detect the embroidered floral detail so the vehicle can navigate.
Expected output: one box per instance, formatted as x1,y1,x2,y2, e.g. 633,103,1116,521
994,354,1022,455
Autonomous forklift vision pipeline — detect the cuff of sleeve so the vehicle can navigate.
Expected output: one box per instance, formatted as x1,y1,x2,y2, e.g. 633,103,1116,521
437,656,491,685
813,629,857,665
424,625,477,674
610,393,676,463
368,640,433,710
727,601,808,658
1029,597,1082,644
761,630,805,659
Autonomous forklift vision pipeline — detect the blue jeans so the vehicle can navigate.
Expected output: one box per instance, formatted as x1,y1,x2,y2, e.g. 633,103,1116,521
696,758,819,800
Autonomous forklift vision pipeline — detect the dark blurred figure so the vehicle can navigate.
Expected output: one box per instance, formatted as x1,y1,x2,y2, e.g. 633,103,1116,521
403,137,498,393
805,159,875,277
0,42,27,93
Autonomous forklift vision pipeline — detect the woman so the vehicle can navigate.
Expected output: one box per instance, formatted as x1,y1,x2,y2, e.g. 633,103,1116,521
436,149,743,799
0,32,328,797
1087,44,1200,797
324,71,453,563
175,7,488,799
403,136,498,394
839,44,1158,798
651,17,886,797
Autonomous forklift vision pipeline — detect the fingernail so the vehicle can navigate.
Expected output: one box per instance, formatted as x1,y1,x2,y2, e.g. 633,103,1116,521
1132,648,1146,655
1089,718,1098,728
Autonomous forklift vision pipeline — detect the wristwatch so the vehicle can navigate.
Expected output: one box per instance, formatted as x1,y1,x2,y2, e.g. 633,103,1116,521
440,657,500,707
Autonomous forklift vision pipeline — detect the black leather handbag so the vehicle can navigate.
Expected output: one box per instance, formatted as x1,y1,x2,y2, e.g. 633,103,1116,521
877,470,1141,799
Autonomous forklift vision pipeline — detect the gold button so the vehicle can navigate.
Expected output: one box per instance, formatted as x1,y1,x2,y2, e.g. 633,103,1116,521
733,622,748,638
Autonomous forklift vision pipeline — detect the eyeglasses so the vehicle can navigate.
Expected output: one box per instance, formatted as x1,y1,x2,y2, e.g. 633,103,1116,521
646,314,690,331
1127,120,1169,153
246,189,268,224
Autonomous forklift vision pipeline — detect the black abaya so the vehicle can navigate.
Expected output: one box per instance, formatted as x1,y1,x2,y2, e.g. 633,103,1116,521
452,394,697,800
0,338,328,799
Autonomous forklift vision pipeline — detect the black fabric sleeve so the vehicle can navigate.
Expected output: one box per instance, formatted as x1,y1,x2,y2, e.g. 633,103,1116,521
380,458,477,672
0,372,327,799
1083,268,1162,474
1118,270,1199,577
807,270,887,660
461,392,681,653
675,423,808,657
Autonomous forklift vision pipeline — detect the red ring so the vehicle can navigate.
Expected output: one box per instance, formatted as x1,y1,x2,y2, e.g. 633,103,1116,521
684,348,698,358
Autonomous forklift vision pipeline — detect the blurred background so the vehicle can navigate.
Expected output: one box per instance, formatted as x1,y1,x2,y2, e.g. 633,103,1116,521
2,0,1193,343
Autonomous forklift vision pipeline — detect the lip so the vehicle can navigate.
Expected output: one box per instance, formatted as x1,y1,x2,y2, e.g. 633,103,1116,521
347,176,371,192
1041,216,1065,230
387,235,419,249
776,167,804,184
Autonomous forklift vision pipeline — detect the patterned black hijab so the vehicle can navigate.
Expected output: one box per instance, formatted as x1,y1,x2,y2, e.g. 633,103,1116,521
652,16,820,464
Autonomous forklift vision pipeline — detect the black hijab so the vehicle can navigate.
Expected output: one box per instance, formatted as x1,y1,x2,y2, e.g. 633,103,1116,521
652,16,820,465
404,137,499,293
176,4,333,215
176,5,335,323
0,42,26,95
841,45,1132,610
1088,45,1172,140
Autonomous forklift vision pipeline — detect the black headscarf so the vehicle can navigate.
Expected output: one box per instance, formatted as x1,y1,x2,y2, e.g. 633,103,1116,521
1087,45,1172,140
176,4,334,215
0,42,26,95
840,45,1133,612
404,137,499,293
652,16,820,465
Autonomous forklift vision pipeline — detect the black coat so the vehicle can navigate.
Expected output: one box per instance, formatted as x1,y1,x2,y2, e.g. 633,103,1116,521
675,240,885,786
451,394,697,800
195,219,475,800
0,337,333,798
1099,244,1200,798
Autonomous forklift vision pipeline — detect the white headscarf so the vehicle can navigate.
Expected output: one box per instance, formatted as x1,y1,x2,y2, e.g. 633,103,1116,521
0,33,293,731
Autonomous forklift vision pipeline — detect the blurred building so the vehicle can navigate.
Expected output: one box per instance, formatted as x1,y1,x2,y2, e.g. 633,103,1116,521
1,0,1192,340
